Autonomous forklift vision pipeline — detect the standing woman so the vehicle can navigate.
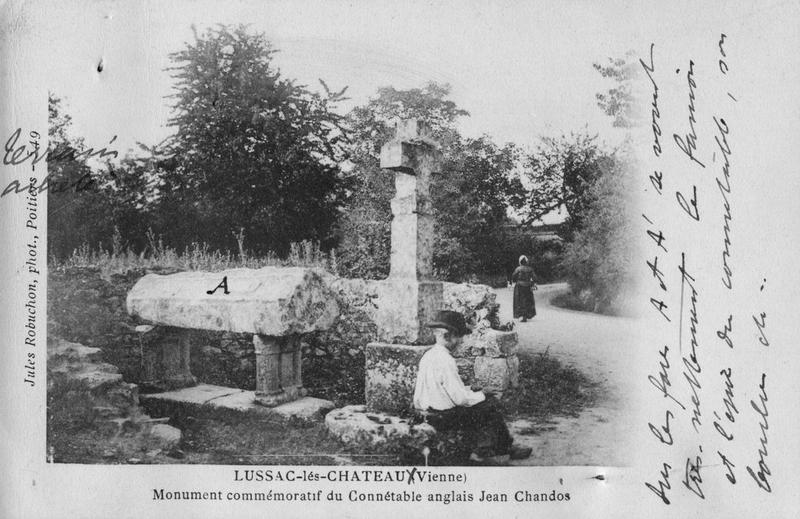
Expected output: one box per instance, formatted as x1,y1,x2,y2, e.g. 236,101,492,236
511,255,537,322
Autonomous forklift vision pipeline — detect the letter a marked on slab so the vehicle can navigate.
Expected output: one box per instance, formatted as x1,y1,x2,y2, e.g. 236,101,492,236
206,276,230,295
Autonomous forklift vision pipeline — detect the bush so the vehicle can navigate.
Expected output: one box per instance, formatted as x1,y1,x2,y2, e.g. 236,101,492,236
558,148,636,315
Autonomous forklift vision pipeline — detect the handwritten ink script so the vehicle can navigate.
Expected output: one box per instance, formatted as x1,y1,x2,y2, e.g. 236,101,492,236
640,36,773,506
1,128,119,199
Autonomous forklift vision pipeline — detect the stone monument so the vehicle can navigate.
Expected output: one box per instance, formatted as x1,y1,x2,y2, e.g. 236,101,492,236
365,119,444,414
127,267,339,407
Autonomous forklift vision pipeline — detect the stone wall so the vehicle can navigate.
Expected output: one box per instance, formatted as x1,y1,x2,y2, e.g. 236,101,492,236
305,277,508,358
48,338,183,461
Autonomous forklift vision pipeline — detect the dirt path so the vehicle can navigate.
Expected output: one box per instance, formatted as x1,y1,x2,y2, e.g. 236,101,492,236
497,283,637,466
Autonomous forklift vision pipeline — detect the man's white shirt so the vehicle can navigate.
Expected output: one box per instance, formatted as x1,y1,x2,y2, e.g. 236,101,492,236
413,344,486,411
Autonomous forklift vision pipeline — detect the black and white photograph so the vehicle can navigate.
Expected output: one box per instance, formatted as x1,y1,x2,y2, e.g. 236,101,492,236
2,1,799,517
41,1,638,469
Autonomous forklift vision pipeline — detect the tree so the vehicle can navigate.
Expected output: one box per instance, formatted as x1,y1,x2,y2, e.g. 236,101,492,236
593,51,640,128
548,53,640,314
335,82,468,279
521,132,614,239
559,149,636,313
433,136,525,280
160,24,348,255
336,83,526,281
47,94,115,258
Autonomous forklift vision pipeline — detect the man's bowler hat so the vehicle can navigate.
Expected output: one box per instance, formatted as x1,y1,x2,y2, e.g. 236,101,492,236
426,310,471,336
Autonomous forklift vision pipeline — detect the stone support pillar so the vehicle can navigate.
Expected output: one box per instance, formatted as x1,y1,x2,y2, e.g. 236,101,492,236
254,334,282,405
254,334,306,407
140,327,197,391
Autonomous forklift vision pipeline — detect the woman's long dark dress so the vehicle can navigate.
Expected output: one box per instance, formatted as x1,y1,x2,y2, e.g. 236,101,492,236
511,265,536,319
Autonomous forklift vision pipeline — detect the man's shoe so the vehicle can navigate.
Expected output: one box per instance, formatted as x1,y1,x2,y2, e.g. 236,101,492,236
509,445,532,460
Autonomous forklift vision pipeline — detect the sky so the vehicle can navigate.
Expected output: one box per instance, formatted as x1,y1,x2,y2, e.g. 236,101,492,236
44,0,639,160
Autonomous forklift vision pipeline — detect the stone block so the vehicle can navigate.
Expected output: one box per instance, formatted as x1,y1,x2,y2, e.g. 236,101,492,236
145,423,182,450
127,267,339,335
474,356,516,393
465,329,519,358
365,342,431,414
371,279,442,344
390,211,434,279
380,141,422,173
325,405,435,447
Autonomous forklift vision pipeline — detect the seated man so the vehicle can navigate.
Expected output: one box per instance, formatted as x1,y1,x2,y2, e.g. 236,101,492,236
413,310,532,464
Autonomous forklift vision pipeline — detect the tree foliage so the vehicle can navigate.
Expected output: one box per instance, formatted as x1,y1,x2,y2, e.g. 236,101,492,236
47,95,115,258
433,136,525,281
548,52,641,314
559,148,636,313
593,51,640,128
521,132,617,241
160,24,348,255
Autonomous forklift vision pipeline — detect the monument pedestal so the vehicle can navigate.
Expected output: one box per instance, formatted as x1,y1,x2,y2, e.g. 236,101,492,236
371,279,442,344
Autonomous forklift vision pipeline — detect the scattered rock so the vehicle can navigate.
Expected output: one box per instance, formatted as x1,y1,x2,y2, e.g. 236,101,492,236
272,397,335,421
146,424,182,450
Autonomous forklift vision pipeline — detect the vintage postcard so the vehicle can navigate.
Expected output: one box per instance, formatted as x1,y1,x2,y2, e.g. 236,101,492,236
1,0,798,517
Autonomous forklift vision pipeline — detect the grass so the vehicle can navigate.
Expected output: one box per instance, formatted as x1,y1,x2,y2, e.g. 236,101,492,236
500,350,600,421
550,288,635,317
53,229,337,275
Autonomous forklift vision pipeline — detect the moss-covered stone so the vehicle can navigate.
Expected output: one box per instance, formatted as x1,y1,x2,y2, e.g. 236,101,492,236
365,343,431,414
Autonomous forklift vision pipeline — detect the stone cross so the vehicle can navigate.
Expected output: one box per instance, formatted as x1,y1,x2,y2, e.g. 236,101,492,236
378,119,443,344
380,119,440,280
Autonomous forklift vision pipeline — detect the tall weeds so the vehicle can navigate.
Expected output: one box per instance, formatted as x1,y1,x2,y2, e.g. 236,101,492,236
50,228,336,275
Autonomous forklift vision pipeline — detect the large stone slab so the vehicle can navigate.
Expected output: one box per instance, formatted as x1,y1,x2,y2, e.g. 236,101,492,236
139,383,334,422
127,267,339,335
